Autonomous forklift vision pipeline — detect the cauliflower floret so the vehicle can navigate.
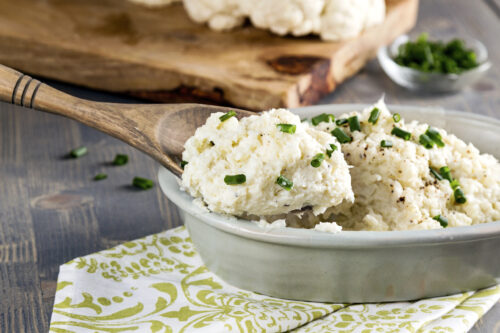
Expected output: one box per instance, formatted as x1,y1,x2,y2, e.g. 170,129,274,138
248,0,324,37
183,0,245,31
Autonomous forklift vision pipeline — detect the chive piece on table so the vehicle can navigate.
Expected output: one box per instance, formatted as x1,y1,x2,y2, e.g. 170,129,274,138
433,215,449,228
326,143,338,158
439,166,453,182
310,153,325,168
276,123,296,134
276,175,293,191
94,173,107,181
219,111,236,122
331,128,352,144
70,146,87,158
391,127,411,140
393,113,401,123
430,167,443,180
312,113,334,126
380,140,393,148
180,160,188,169
224,174,246,185
419,134,435,149
348,115,361,132
454,188,467,204
336,118,348,126
112,154,129,166
368,107,380,124
132,177,154,190
426,127,445,147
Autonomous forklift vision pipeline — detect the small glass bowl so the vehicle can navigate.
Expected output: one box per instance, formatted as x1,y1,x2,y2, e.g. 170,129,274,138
377,35,491,93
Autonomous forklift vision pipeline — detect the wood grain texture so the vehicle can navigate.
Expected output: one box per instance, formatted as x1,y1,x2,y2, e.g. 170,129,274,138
0,0,499,332
0,0,418,110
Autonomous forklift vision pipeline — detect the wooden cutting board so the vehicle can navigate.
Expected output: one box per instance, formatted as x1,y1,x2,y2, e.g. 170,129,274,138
0,0,418,110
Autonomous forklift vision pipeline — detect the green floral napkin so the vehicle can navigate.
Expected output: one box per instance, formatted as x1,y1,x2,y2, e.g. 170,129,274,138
50,226,500,333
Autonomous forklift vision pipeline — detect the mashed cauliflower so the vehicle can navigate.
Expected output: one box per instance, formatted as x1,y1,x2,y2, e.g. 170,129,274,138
315,100,500,231
181,109,354,217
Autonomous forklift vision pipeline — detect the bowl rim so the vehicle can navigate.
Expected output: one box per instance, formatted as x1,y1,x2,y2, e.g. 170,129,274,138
158,104,500,249
377,34,492,79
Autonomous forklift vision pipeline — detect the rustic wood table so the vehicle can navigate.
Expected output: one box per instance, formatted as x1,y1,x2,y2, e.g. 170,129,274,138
1,0,499,331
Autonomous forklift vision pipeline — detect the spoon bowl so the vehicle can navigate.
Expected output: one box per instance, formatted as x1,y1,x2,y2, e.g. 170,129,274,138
0,64,254,176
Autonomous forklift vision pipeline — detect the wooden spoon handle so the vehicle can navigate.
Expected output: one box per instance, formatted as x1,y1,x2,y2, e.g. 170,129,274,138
0,64,181,175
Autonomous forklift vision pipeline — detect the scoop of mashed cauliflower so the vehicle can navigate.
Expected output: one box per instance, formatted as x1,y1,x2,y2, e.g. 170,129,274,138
181,109,354,217
314,100,500,231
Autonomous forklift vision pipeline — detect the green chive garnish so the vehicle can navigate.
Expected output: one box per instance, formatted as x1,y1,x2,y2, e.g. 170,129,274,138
391,127,411,140
348,115,361,132
312,113,334,126
276,175,293,191
450,179,460,190
132,177,154,190
380,140,393,148
419,134,435,149
433,215,448,228
331,128,352,144
454,188,467,204
224,174,246,185
301,118,308,122
277,123,296,134
430,167,443,180
336,118,348,126
112,154,129,166
393,113,401,122
368,107,380,124
94,173,107,181
425,127,445,147
326,144,338,158
310,153,325,168
181,160,188,169
439,166,453,182
70,146,87,158
219,111,236,122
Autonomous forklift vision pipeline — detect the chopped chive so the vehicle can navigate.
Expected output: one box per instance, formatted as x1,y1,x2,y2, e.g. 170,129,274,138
439,166,453,182
393,113,401,122
132,177,154,190
112,154,129,166
219,111,236,122
391,127,411,140
368,107,380,124
276,123,296,134
224,174,246,185
419,134,435,149
276,175,293,191
326,144,338,158
312,113,334,126
331,128,352,144
433,215,449,228
425,127,445,147
348,115,361,132
94,173,107,181
301,118,308,122
310,153,325,168
430,167,443,180
70,146,87,158
180,160,188,169
380,140,393,148
336,118,348,126
454,188,467,204
450,179,460,190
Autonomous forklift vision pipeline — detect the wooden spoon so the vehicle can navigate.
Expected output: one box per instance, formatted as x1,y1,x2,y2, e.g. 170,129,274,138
0,64,254,176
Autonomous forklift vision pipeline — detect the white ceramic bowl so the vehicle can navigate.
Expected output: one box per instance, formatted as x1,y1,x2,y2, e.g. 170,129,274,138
159,104,500,303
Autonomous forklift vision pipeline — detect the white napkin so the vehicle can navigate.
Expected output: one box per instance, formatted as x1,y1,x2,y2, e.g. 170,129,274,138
50,226,500,332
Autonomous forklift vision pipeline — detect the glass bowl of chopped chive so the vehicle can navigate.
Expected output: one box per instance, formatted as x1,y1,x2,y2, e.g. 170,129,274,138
377,33,491,92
